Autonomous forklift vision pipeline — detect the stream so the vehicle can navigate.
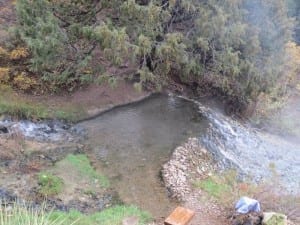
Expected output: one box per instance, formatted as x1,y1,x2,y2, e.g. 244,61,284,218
0,94,299,218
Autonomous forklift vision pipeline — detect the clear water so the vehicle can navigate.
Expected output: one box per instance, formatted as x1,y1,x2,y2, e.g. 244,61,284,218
79,94,209,218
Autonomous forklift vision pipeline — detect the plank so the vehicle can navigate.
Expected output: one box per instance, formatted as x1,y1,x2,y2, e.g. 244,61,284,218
164,206,195,225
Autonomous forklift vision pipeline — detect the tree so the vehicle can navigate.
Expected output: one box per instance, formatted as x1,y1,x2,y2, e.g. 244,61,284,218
13,0,293,110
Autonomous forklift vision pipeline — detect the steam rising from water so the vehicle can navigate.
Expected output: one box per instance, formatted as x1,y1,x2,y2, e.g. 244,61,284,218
197,102,300,194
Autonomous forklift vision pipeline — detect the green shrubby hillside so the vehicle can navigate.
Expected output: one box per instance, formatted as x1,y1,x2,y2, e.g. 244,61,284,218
5,0,296,111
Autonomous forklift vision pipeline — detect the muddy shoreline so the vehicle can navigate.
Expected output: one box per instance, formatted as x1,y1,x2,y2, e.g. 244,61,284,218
0,91,165,219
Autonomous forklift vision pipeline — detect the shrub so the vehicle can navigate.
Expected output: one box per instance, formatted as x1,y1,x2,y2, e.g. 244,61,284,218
9,47,29,60
0,67,10,83
12,0,294,104
0,46,9,59
13,72,38,91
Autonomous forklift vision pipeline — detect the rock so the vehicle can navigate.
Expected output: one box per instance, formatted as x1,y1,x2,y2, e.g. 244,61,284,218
231,212,263,225
262,212,287,225
122,216,139,225
0,125,8,133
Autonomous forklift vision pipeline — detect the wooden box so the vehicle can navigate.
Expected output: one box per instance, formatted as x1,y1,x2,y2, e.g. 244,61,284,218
164,206,195,225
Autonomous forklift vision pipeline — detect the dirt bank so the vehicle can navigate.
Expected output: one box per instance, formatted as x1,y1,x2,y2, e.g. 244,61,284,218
14,81,151,121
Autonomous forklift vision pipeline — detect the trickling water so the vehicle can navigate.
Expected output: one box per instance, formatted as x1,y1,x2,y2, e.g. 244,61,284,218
79,94,209,218
195,101,300,195
0,119,80,142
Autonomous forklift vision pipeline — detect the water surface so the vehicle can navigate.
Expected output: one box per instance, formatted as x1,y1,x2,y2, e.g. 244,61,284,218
80,94,209,218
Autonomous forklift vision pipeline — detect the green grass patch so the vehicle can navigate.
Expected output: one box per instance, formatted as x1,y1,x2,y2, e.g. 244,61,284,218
50,205,151,225
0,204,73,225
0,98,49,120
0,97,78,122
38,172,64,197
0,204,151,225
0,85,81,122
65,154,110,188
193,177,230,199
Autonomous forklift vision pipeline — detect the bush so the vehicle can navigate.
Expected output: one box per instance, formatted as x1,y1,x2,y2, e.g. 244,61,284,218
12,0,294,104
9,47,29,60
0,46,9,59
13,72,38,91
0,67,10,83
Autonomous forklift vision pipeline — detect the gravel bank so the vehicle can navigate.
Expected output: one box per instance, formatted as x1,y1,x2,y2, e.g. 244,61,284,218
162,138,217,201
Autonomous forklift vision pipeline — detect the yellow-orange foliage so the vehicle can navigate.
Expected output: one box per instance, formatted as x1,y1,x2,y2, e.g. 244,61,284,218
0,47,9,58
0,67,10,83
13,72,37,91
9,47,29,60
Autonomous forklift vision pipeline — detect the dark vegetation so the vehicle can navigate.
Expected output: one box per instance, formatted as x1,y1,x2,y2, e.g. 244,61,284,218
0,0,298,113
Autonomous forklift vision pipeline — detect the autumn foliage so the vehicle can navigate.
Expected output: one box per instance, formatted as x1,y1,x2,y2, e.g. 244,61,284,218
3,0,297,108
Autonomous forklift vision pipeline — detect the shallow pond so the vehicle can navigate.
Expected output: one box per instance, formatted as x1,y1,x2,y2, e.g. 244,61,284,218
2,93,298,218
79,94,210,218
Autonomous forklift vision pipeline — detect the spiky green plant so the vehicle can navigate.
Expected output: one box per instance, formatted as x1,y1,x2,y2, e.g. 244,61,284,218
0,203,77,225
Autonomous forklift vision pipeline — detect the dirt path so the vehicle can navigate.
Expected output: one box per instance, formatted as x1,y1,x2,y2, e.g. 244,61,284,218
184,192,230,225
162,138,231,225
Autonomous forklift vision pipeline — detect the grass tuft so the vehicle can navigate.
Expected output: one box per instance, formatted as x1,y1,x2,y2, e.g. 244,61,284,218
0,203,75,225
193,176,230,199
38,172,64,197
0,203,151,225
0,85,79,122
65,154,110,188
50,205,151,225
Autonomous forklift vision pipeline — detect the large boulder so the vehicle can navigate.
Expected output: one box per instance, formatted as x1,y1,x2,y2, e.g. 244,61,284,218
262,212,287,225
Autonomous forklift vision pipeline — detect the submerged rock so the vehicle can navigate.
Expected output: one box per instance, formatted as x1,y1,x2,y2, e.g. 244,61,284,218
0,125,8,133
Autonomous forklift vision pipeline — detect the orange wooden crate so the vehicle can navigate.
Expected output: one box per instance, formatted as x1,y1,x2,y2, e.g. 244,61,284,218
164,206,195,225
